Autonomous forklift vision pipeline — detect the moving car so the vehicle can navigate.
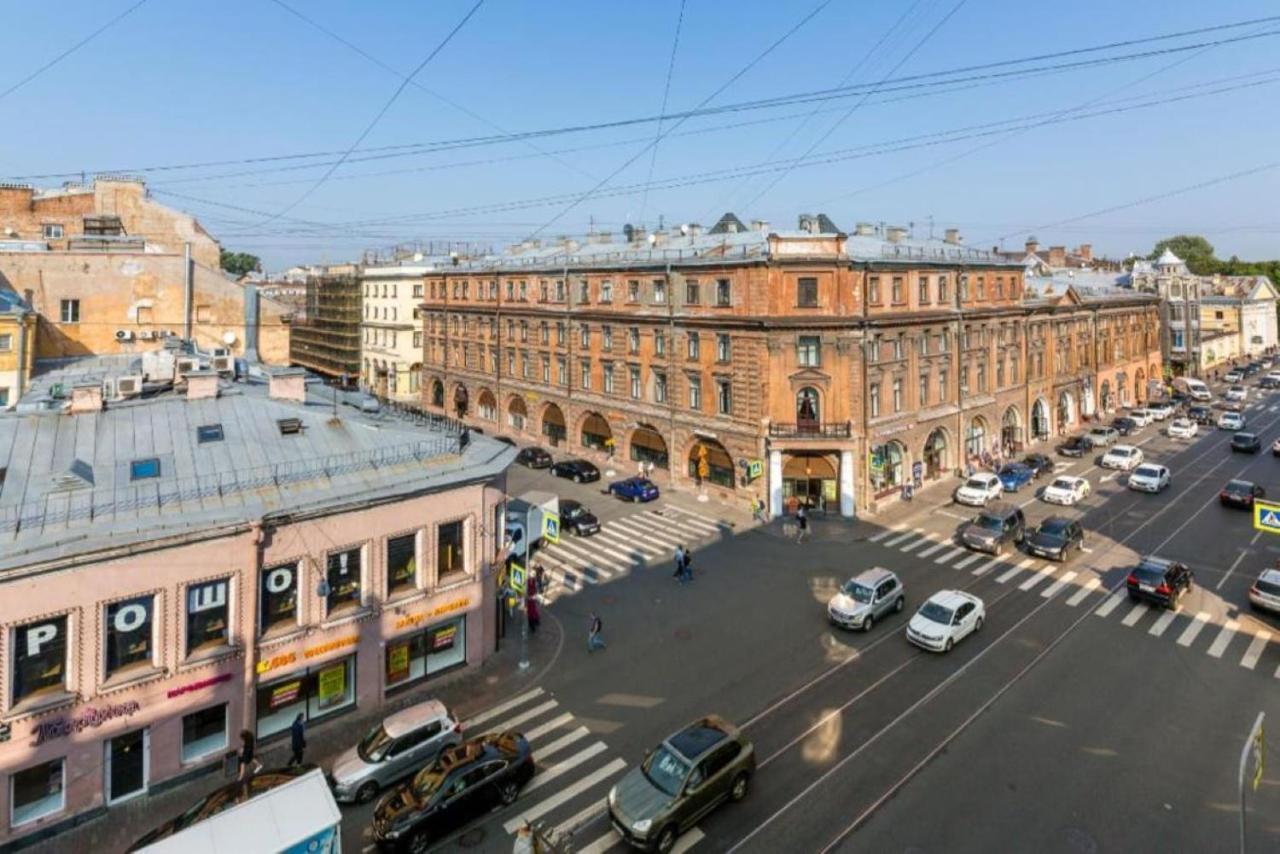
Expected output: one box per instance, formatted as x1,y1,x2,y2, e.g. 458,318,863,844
996,462,1034,492
1166,418,1198,439
1260,376,1280,390
1248,569,1280,614
608,476,660,502
1042,475,1090,506
372,733,535,853
1187,405,1215,425
608,717,755,853
959,503,1025,555
1021,453,1055,478
1147,402,1175,420
1218,411,1246,431
1232,432,1262,453
1101,444,1144,471
1111,417,1139,437
1224,370,1244,383
550,458,601,483
514,446,553,469
954,472,1003,506
1127,463,1170,493
827,568,905,631
1056,435,1094,457
560,499,601,536
1125,556,1193,609
1087,426,1119,447
1174,377,1212,401
1220,479,1265,509
1024,517,1085,561
1226,385,1248,403
330,701,462,804
1124,409,1152,427
906,590,985,653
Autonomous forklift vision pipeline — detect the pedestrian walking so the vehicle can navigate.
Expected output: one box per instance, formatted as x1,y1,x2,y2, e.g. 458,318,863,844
588,612,606,652
238,729,260,798
680,546,694,582
288,714,306,767
672,545,686,580
534,564,548,601
751,496,766,523
796,505,809,543
526,591,541,633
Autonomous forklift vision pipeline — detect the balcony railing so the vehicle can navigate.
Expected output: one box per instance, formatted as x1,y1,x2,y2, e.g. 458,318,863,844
768,421,852,439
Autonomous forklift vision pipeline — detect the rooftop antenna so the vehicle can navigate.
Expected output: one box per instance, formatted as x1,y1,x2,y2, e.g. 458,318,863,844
658,214,665,231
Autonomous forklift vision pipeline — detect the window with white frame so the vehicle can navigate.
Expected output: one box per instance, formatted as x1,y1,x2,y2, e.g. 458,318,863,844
11,758,64,827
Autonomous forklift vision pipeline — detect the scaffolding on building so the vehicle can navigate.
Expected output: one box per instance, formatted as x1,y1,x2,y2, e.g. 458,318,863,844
288,267,362,381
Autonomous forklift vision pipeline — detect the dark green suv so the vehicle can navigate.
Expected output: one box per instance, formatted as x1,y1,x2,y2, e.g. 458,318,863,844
608,716,754,853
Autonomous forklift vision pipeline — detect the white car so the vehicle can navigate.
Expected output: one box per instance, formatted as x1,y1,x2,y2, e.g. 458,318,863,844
1128,463,1170,493
1225,370,1244,383
1147,402,1174,420
1125,409,1152,427
1226,386,1248,403
906,590,985,653
1101,444,1144,471
954,473,1003,506
1042,475,1091,506
1265,372,1280,385
1218,411,1246,430
1166,418,1198,439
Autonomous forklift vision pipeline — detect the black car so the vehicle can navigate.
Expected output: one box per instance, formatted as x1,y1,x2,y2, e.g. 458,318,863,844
561,499,601,536
1056,435,1094,457
550,458,601,483
1232,432,1262,453
514,446,553,468
1243,363,1262,377
373,733,534,853
1125,556,1193,609
127,766,317,850
1220,479,1265,509
1024,516,1085,562
1021,453,1055,478
1170,391,1189,405
1111,417,1139,437
1260,377,1280,390
1187,405,1215,425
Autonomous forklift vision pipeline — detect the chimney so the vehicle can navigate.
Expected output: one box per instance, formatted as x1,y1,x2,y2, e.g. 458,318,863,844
885,226,908,243
1077,243,1093,262
750,219,769,233
590,231,612,245
1025,236,1040,254
1048,246,1066,267
70,381,104,414
267,367,307,403
854,222,875,237
943,228,962,245
684,223,702,238
798,214,820,235
185,369,219,400
628,226,647,244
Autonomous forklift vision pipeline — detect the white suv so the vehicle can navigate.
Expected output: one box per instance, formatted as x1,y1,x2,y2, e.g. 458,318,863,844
954,473,1003,506
1218,411,1246,431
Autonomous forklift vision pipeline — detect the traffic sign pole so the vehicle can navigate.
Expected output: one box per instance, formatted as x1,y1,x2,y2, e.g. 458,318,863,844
1238,711,1265,853
1252,499,1280,534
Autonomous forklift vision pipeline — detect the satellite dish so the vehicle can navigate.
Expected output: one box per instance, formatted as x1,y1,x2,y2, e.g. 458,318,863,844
223,331,237,345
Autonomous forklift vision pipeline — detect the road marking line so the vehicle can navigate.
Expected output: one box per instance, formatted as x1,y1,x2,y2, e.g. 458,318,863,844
1148,609,1178,637
602,528,665,558
997,558,1033,584
1018,563,1057,592
918,539,950,558
557,534,635,567
935,547,967,565
1240,631,1271,670
949,551,979,569
1066,576,1102,606
576,831,619,854
593,529,657,560
610,517,683,549
619,512,699,541
656,508,721,533
884,529,919,547
1121,602,1150,627
543,546,617,578
1216,548,1251,590
1177,611,1212,647
486,699,559,735
1095,590,1126,618
464,688,545,729
554,802,607,841
664,505,724,526
868,524,906,543
1207,619,1241,658
534,726,591,760
524,741,609,793
538,551,603,584
526,712,575,741
1040,571,1077,599
971,555,1002,575
899,531,933,553
502,758,627,833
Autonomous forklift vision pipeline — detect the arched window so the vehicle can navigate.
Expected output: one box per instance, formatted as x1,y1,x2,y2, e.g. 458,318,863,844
796,387,820,431
966,417,987,458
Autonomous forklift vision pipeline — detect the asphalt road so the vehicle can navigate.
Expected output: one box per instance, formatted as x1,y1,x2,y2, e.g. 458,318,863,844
365,385,1280,854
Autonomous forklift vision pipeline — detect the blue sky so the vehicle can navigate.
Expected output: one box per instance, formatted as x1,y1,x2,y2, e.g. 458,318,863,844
3,0,1279,270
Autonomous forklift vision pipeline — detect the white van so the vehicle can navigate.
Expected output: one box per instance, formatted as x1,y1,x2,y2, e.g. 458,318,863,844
1174,377,1211,401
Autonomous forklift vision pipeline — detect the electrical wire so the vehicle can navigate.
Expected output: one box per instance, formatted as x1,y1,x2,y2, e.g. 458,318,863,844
638,0,688,227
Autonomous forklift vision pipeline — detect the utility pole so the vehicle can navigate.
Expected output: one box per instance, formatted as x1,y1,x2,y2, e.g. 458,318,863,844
1238,711,1265,853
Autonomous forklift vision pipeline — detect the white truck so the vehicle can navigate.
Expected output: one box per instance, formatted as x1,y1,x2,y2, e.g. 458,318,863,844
506,490,560,556
1173,377,1211,401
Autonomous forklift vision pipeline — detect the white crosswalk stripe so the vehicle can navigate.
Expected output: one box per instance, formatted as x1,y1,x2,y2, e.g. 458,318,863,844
503,759,627,833
935,547,967,566
1177,611,1212,647
997,558,1034,584
868,524,906,543
884,528,921,547
1240,631,1271,670
970,555,1002,575
1040,571,1077,600
917,539,950,558
550,538,629,573
1066,577,1102,606
524,741,609,794
597,528,662,559
464,688,544,729
899,531,933,553
535,726,592,761
1207,619,1241,658
579,828,706,854
1018,562,1056,592
526,712,575,742
1095,590,1127,618
1147,609,1178,637
488,699,559,734
611,516,683,548
1120,602,1150,627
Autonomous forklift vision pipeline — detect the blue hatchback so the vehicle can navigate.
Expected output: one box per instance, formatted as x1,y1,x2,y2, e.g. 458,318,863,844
608,476,660,502
997,462,1034,492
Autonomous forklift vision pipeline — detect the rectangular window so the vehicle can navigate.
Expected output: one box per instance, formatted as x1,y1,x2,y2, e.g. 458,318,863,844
689,376,702,410
996,277,1005,298
629,366,641,399
540,322,549,344
186,579,230,656
687,332,700,360
869,277,881,304
603,362,615,394
628,280,640,302
413,284,423,298
601,280,613,303
937,276,948,303
105,595,154,678
12,617,68,705
522,352,531,380
256,655,356,739
437,520,465,579
580,359,591,390
602,325,613,351
654,371,667,403
580,325,590,348
1009,355,1018,384
519,281,527,301
797,335,821,367
557,356,567,386
978,363,987,392
715,279,731,306
870,383,880,418
325,548,362,616
181,704,227,764
629,327,640,354
130,457,160,481
977,276,986,299
686,280,700,304
579,280,590,303
539,281,548,302
892,337,903,360
797,277,818,307
0,334,13,351
196,424,223,443
59,299,80,323
42,223,64,239
891,276,904,304
556,322,566,345
261,563,298,635
387,534,417,597
11,758,64,827
384,616,466,691
519,321,528,343
555,280,566,302
939,369,948,402
919,276,929,304
716,334,731,362
506,281,514,300
653,280,667,304
717,379,732,415
919,373,929,407
541,355,550,384
893,378,902,412
654,331,666,356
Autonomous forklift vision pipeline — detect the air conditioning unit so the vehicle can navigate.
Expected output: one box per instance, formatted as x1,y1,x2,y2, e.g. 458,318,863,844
175,357,199,377
116,375,142,398
212,355,233,374
138,330,155,340
115,329,135,341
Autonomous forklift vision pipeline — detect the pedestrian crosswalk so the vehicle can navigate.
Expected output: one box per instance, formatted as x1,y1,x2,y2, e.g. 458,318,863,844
535,505,728,603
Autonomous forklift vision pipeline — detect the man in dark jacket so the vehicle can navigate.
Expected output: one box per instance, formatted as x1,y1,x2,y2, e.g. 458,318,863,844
288,714,306,766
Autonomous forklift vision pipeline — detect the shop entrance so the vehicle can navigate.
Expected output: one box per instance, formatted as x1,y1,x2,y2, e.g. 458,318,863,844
782,453,838,512
106,727,148,804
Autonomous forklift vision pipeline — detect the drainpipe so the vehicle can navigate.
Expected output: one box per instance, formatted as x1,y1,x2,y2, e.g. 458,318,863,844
242,521,265,738
15,310,30,399
183,242,193,342
243,283,260,363
860,263,871,515
954,266,966,473
666,263,677,488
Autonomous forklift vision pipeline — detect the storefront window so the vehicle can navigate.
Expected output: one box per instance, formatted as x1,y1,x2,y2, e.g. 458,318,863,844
256,656,357,739
11,758,64,826
385,617,467,691
181,704,227,764
387,534,418,597
260,563,298,635
12,617,68,704
105,596,154,678
326,548,362,616
186,580,230,657
437,522,464,579
870,442,906,491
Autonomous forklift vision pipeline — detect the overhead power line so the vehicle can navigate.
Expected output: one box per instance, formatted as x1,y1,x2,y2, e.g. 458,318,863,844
639,0,688,226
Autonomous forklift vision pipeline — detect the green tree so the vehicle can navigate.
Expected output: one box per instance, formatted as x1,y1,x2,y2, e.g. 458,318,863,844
219,250,261,278
1149,235,1218,274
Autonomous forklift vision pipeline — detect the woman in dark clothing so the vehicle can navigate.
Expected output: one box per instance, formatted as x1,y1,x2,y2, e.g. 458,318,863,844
526,591,541,633
238,729,259,797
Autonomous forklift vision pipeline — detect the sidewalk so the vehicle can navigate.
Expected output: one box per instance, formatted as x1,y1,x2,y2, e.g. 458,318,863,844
20,616,564,854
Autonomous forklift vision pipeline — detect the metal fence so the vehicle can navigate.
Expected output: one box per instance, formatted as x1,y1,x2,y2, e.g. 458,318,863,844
0,437,459,535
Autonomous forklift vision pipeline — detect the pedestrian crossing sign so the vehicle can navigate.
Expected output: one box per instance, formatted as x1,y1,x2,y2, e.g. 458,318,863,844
1254,500,1280,533
509,563,527,596
542,512,560,544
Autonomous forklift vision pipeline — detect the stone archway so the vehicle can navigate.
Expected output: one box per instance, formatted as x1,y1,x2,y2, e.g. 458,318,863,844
580,412,613,452
922,428,950,480
629,424,669,469
507,396,528,431
1001,406,1022,453
966,416,988,460
430,379,444,409
1031,397,1050,442
477,388,497,421
541,402,567,447
688,438,735,489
